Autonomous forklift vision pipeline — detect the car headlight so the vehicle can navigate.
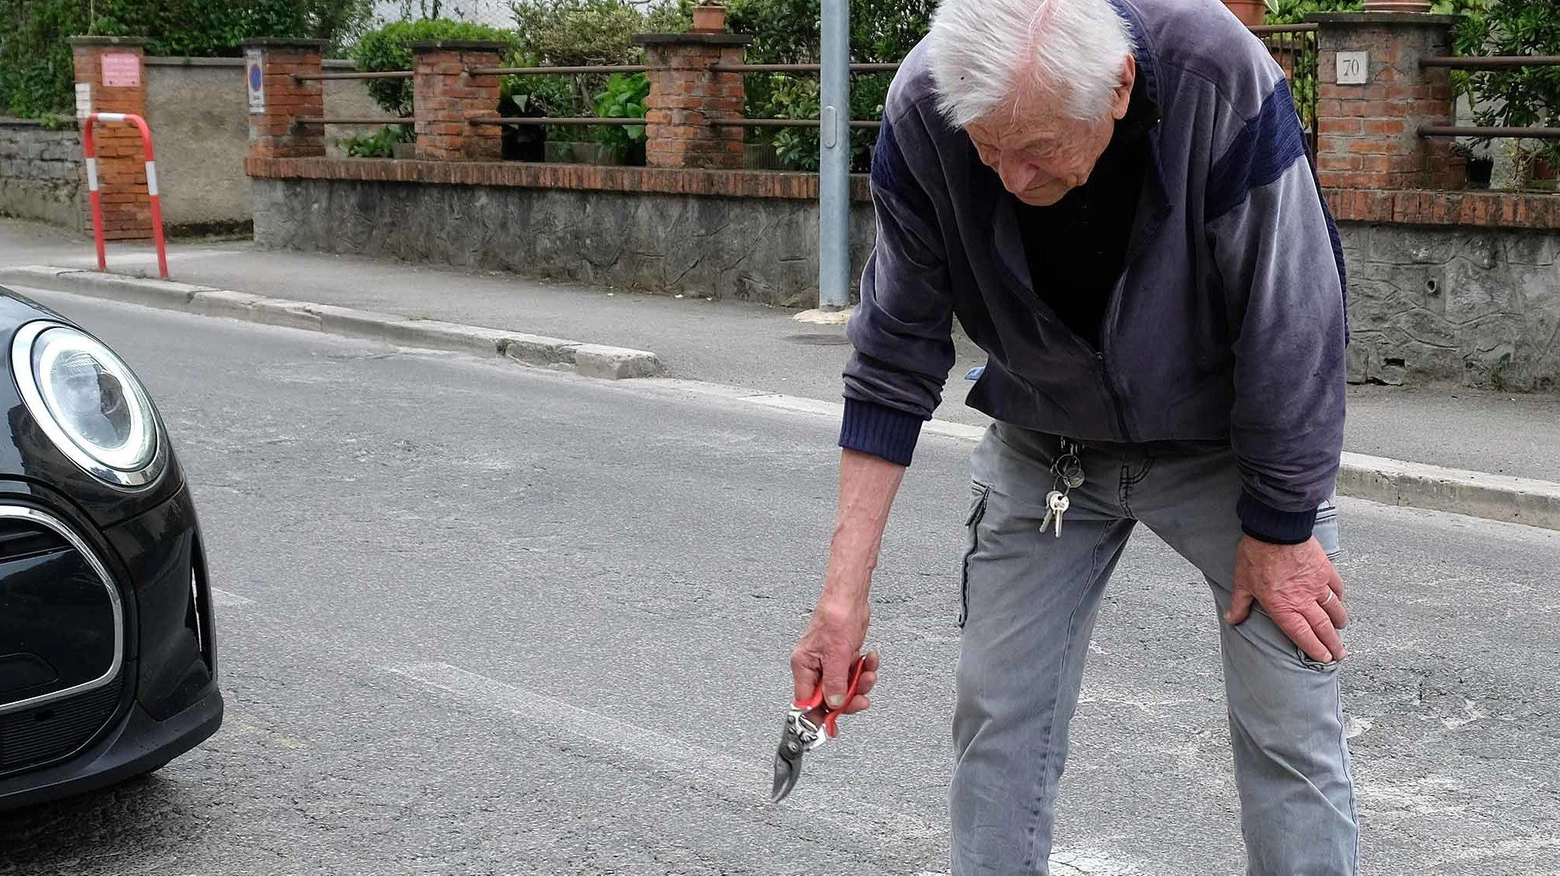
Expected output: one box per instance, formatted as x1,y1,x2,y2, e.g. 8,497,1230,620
11,321,165,488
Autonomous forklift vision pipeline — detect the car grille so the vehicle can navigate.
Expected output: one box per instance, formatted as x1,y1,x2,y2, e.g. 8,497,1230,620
0,672,124,775
0,516,69,560
0,506,127,778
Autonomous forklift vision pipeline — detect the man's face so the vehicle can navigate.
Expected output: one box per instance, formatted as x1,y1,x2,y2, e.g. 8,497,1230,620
965,57,1136,207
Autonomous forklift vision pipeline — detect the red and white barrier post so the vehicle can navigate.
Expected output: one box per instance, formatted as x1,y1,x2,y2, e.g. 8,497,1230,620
81,112,168,279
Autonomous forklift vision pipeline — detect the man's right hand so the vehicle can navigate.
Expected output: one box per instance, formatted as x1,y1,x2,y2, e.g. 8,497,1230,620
790,596,878,713
787,449,905,716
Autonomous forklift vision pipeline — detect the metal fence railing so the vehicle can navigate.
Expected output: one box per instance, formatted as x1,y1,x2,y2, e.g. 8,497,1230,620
284,25,1351,161
1417,55,1560,143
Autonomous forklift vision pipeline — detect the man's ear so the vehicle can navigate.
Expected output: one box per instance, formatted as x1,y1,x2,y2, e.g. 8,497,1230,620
1111,54,1136,121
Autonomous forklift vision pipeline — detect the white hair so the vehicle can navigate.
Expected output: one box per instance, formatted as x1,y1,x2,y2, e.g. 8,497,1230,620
928,0,1134,128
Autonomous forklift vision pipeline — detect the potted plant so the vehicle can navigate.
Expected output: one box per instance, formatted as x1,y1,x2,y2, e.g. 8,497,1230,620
1506,141,1559,191
1226,0,1268,25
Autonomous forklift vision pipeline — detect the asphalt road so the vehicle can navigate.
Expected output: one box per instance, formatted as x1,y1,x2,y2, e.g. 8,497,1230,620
5,220,1560,482
1,289,1556,876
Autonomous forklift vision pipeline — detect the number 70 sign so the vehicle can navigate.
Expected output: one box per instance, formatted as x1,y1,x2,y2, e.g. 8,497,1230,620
1336,51,1368,86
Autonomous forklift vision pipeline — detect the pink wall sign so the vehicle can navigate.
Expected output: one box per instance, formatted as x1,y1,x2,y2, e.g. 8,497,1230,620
101,53,140,88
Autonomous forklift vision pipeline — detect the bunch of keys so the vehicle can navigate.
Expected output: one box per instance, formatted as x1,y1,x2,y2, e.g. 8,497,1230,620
1041,439,1086,538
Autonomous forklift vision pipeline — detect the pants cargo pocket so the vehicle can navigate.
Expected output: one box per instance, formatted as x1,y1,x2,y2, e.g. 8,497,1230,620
959,482,991,628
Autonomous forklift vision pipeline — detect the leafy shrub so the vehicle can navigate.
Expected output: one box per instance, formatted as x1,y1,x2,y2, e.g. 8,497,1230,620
766,76,821,171
1463,0,1560,176
353,18,516,117
592,71,649,164
512,0,642,67
1263,0,1361,24
722,0,933,171
338,123,414,157
507,0,646,130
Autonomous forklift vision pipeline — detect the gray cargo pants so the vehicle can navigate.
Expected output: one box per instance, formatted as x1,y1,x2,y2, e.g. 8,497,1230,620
952,422,1356,876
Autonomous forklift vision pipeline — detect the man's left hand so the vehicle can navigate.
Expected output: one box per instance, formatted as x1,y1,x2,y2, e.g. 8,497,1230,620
1226,536,1347,663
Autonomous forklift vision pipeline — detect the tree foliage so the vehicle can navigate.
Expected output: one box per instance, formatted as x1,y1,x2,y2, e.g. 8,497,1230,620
1465,0,1560,171
0,0,372,118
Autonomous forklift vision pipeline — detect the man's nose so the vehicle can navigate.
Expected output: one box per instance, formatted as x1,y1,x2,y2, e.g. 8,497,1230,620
999,157,1038,194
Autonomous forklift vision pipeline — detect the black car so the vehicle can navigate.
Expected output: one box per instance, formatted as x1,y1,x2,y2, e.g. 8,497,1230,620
0,288,221,810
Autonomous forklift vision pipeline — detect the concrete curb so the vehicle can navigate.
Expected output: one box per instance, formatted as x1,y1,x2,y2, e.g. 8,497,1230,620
4,266,1555,531
651,380,1560,533
0,266,665,380
1337,451,1560,531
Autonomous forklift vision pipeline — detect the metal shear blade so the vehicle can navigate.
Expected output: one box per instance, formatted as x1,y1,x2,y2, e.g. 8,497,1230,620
770,724,808,803
768,656,866,804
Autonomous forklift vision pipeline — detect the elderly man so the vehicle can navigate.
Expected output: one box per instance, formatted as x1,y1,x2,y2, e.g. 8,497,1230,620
787,0,1354,873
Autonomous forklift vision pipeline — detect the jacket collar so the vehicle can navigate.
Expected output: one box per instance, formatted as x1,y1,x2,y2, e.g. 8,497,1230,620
974,0,1171,293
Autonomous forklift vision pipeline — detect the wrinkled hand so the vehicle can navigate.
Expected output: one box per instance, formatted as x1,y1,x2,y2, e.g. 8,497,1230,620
790,597,878,714
1227,536,1348,663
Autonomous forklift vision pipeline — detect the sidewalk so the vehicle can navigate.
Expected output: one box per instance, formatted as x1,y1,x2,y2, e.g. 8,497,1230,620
4,219,1558,485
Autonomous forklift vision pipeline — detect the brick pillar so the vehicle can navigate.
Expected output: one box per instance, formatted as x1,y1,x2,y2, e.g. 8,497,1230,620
1312,13,1464,191
411,40,505,161
241,39,326,160
70,37,149,240
636,5,751,170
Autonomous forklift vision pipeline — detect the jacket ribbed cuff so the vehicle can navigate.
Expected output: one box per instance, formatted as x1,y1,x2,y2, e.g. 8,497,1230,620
1237,490,1318,545
839,398,923,467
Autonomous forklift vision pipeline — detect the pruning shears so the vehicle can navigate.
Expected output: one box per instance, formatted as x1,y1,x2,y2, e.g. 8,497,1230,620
769,655,867,804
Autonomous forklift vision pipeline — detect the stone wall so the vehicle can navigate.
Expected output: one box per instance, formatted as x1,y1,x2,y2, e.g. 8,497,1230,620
0,120,84,229
1343,222,1559,391
1,57,381,237
252,173,875,308
145,57,383,234
249,158,1560,390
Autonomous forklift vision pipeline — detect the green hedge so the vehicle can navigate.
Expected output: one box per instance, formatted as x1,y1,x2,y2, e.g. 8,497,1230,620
0,0,371,119
352,18,517,117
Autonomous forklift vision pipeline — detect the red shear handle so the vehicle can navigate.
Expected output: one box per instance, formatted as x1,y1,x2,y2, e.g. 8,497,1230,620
792,655,867,738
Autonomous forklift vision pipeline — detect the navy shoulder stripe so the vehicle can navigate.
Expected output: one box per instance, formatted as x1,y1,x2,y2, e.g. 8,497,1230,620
1206,79,1308,220
870,112,908,192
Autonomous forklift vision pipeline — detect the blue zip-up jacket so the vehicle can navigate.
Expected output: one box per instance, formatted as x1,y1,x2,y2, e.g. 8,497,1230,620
840,0,1348,543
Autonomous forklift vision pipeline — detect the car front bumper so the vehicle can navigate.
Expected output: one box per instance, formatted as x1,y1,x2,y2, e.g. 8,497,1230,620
0,480,223,812
0,683,221,812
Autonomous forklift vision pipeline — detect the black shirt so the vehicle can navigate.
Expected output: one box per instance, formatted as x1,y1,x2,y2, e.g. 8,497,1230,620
1015,77,1158,349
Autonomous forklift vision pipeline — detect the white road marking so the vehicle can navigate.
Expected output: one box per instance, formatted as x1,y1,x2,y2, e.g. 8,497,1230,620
389,660,758,789
635,378,989,445
389,661,1145,876
209,586,254,607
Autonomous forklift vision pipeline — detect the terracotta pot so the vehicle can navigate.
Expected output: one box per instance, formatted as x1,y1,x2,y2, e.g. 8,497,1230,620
1362,0,1432,11
691,4,726,33
1222,0,1267,26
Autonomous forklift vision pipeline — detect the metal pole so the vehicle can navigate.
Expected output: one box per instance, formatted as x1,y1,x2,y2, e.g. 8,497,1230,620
818,0,850,311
